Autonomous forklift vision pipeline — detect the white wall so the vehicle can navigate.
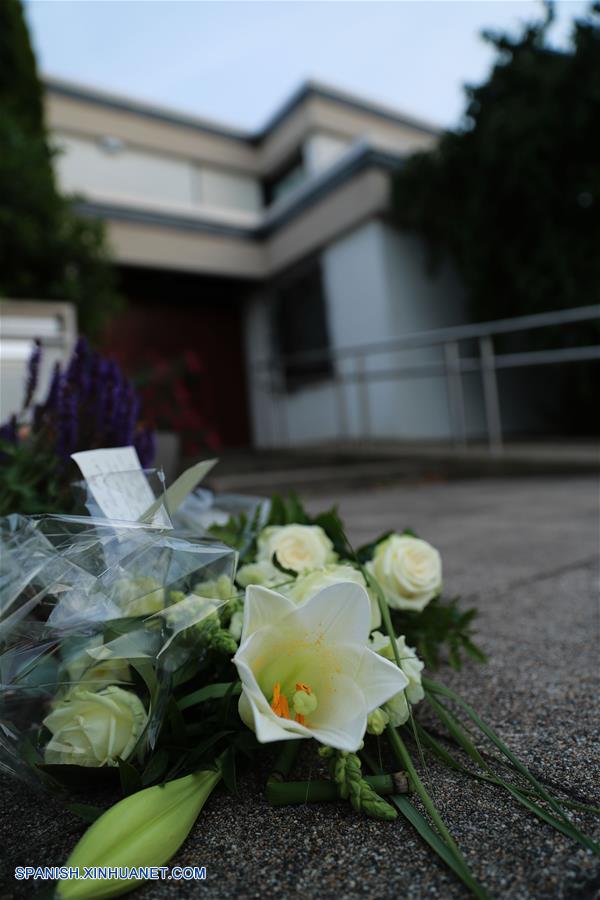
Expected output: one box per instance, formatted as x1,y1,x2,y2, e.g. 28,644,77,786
0,303,76,423
245,219,487,446
303,133,350,176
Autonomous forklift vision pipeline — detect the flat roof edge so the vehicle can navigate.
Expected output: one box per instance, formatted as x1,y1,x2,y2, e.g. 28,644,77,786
45,77,253,143
44,75,441,146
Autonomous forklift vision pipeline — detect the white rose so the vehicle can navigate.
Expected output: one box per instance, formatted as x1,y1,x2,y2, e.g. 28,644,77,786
370,632,425,726
368,534,441,612
284,564,381,631
229,609,244,642
65,637,131,692
235,559,284,589
257,525,336,574
43,686,147,767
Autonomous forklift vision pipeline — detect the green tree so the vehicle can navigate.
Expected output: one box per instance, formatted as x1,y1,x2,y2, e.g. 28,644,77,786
0,0,121,337
392,3,600,321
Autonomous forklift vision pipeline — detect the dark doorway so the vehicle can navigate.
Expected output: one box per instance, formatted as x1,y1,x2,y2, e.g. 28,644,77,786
102,266,254,451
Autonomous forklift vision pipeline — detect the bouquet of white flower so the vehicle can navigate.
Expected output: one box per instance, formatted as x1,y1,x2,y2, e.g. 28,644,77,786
0,457,597,900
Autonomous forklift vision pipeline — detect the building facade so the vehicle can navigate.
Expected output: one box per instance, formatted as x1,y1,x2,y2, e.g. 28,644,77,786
45,77,484,448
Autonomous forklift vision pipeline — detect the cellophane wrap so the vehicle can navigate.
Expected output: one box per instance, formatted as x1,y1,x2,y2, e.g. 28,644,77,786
0,513,237,790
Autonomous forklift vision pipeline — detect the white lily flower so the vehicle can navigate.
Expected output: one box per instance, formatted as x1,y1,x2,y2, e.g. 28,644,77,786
233,583,408,752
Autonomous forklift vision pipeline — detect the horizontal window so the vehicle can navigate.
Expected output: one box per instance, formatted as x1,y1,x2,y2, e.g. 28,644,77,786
193,166,262,212
52,132,262,214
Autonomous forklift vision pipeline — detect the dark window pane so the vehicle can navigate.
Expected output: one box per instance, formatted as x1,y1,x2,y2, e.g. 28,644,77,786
273,258,332,391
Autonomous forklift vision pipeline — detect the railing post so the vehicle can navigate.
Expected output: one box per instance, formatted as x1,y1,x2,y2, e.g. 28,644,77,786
334,362,349,441
272,362,289,448
262,366,276,449
356,353,371,438
479,336,503,452
443,341,467,448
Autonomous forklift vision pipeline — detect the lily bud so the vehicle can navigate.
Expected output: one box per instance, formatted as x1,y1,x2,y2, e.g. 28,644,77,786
58,769,221,899
367,707,390,736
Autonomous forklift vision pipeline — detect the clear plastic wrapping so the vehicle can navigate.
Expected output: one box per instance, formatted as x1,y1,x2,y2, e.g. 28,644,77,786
0,513,237,790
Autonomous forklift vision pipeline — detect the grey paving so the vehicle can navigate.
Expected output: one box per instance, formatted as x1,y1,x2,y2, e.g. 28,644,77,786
1,475,599,899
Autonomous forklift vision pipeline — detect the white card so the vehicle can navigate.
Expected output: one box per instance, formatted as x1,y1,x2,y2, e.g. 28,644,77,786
71,447,159,522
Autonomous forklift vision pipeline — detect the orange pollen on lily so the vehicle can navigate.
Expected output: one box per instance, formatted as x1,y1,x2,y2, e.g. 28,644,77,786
270,682,290,719
296,682,312,695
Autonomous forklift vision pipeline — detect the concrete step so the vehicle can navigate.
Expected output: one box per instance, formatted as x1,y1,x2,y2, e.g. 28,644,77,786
205,440,599,494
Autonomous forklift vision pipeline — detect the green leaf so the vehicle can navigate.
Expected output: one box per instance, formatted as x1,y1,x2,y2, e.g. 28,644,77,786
355,530,394,564
117,758,142,797
391,595,485,672
386,726,488,899
178,681,241,711
219,745,238,795
426,694,492,772
423,678,600,854
460,636,488,664
267,494,287,525
233,730,260,758
284,492,310,524
65,803,105,824
271,552,298,578
391,794,485,890
141,750,170,787
166,697,187,743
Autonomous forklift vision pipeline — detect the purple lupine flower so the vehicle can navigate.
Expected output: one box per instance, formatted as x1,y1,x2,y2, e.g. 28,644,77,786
134,426,156,468
66,336,91,400
56,379,78,463
23,340,42,409
88,354,108,440
43,362,62,415
66,336,89,382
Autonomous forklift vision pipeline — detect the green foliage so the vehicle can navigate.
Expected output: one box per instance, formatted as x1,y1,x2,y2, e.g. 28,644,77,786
0,0,121,337
392,3,600,430
0,438,63,515
194,614,238,657
208,502,266,562
267,492,310,526
392,596,487,672
393,4,600,319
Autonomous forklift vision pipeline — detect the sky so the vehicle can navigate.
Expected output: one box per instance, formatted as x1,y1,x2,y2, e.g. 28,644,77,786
24,0,590,132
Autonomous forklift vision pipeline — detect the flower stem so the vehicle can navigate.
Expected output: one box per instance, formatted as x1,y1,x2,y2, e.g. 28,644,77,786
268,740,301,783
266,773,408,806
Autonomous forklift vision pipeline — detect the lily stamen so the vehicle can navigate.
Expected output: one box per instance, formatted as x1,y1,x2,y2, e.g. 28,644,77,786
270,682,290,719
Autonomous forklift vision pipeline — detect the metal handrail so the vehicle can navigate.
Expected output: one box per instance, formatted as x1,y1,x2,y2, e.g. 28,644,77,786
254,304,600,370
249,305,600,451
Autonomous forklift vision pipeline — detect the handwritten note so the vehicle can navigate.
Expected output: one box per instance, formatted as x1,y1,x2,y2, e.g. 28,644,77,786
71,447,161,522
72,448,218,526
